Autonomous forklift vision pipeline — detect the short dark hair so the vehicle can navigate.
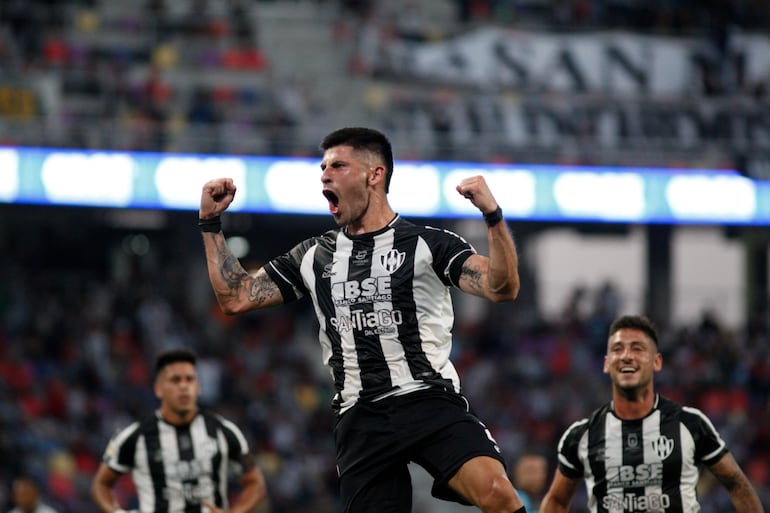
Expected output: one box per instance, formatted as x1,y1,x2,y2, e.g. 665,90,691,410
320,127,394,193
608,315,659,347
155,348,197,377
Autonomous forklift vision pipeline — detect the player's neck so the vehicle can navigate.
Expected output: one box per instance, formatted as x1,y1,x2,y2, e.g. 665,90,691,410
160,406,199,425
612,388,656,420
346,203,396,236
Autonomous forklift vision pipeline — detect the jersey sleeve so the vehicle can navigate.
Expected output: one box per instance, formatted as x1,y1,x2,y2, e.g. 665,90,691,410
264,237,317,302
102,421,141,474
216,414,256,475
681,406,728,466
556,418,589,479
420,225,476,287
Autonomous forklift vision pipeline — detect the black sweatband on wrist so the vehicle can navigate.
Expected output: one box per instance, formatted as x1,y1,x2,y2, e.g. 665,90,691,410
198,215,222,233
483,206,503,227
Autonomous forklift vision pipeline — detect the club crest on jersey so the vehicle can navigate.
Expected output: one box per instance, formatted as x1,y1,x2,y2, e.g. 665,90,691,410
627,433,639,448
380,249,406,274
651,435,675,460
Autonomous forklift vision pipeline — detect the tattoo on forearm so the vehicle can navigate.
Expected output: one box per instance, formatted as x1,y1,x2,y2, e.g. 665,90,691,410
246,274,279,304
213,235,278,306
461,263,483,290
221,253,245,290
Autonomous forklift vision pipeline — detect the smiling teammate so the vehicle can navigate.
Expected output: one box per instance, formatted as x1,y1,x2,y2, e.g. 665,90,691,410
198,127,526,513
540,314,764,513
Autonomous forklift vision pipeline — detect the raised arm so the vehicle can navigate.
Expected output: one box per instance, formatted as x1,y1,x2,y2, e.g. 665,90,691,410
200,178,285,314
709,453,765,513
455,175,520,302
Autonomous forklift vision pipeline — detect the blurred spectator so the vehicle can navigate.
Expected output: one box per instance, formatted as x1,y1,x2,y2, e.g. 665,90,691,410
512,452,548,513
7,476,59,513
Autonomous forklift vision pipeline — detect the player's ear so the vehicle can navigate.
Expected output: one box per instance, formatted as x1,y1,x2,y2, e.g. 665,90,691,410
369,165,385,186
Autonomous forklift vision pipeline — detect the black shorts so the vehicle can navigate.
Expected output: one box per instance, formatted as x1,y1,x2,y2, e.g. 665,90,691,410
334,388,507,513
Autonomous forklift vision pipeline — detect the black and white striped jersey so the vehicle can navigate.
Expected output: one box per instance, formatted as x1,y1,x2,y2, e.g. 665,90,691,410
556,394,728,513
102,410,253,513
264,215,476,414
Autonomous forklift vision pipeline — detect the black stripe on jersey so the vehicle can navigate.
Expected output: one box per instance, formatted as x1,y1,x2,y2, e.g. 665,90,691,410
203,414,224,508
348,237,392,397
390,228,443,384
176,424,198,513
144,418,170,513
621,418,645,499
587,408,608,512
660,400,684,512
313,239,345,410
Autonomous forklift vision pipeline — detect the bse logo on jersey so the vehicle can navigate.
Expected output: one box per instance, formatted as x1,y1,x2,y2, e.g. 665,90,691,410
606,462,663,488
331,277,392,306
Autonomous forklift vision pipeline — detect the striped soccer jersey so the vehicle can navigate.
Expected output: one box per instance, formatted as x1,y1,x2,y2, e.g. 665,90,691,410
556,395,728,513
264,215,476,414
102,410,252,513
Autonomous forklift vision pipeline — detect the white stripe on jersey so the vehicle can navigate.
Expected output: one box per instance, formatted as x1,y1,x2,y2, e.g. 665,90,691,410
597,413,625,513
373,229,411,383
575,424,594,513
132,436,154,513
410,236,460,389
158,421,183,513
334,234,361,404
678,421,699,513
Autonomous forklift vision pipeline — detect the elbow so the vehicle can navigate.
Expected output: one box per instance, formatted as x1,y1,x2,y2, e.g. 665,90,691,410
489,277,520,303
490,289,518,303
216,297,245,316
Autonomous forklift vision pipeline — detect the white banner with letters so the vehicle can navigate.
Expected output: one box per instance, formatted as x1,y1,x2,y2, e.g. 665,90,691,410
373,28,770,96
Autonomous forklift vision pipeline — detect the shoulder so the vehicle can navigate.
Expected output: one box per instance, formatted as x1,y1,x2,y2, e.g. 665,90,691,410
560,403,611,439
111,418,146,440
200,410,247,437
394,218,474,253
656,395,683,414
399,217,464,237
657,395,707,425
293,231,337,252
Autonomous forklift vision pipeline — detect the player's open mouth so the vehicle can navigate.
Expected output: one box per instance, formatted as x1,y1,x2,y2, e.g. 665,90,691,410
323,189,340,214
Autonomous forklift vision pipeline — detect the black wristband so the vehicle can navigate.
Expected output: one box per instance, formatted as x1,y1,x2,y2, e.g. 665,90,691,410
483,206,503,227
198,215,222,233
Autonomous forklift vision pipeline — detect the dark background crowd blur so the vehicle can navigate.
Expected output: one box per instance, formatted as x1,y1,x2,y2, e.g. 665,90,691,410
1,1,769,512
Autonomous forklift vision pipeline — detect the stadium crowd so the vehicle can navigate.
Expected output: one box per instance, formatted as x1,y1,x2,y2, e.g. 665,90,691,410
1,0,769,163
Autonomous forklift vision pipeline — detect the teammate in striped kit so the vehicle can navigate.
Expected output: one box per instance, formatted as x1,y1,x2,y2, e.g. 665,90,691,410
90,348,267,513
198,127,526,513
540,315,764,513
